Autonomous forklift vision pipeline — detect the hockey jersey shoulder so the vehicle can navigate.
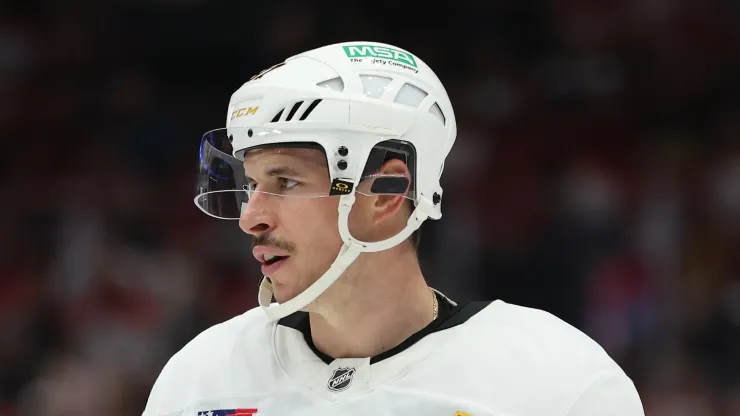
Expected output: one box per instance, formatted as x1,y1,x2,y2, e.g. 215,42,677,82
477,300,624,374
409,300,637,415
143,306,275,416
475,300,642,414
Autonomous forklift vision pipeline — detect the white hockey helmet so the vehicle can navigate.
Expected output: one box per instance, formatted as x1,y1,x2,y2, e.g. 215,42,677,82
195,41,457,320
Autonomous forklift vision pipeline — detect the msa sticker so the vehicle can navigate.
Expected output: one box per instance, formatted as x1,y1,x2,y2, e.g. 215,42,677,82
329,179,354,195
342,44,419,73
327,367,356,392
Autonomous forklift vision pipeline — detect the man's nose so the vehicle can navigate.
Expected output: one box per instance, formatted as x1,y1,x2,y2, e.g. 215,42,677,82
239,192,278,236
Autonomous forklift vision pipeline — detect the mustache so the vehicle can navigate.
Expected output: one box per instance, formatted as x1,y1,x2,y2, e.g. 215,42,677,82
251,234,296,253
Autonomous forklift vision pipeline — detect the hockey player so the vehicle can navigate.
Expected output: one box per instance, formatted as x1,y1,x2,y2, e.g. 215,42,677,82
143,41,645,415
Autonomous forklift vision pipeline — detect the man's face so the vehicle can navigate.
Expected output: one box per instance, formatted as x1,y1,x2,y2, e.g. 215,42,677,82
239,147,345,303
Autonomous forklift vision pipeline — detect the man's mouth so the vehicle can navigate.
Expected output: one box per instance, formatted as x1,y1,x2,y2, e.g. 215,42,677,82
263,253,289,265
253,245,291,264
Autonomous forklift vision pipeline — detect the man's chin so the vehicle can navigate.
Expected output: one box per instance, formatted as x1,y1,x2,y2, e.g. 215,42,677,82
268,266,328,305
270,280,302,305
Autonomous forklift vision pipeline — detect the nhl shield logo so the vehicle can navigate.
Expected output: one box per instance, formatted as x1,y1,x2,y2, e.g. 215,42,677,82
327,367,356,392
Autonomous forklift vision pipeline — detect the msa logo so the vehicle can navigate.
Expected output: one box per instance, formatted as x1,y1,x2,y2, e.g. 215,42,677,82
343,45,417,68
327,367,356,392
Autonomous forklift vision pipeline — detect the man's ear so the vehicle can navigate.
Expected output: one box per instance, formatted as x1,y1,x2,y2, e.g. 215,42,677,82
368,158,411,224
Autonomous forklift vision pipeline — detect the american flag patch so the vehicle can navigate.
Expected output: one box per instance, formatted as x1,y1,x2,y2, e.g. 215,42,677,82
197,409,258,416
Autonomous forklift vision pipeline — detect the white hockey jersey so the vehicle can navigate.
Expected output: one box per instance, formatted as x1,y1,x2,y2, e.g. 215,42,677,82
143,296,644,416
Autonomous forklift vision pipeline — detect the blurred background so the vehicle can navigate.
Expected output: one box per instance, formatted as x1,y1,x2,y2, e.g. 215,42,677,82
1,0,739,414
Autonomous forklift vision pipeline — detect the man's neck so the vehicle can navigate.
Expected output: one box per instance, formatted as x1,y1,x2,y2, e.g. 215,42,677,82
307,246,434,360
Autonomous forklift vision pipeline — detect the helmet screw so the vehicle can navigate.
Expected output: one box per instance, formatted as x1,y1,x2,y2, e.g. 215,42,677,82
433,192,441,205
247,129,253,137
338,146,349,156
337,160,348,170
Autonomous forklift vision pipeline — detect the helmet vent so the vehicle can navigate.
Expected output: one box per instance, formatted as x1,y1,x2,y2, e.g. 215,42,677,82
270,99,323,123
361,75,392,98
299,99,322,120
394,83,428,107
317,77,345,92
271,108,284,122
429,102,446,125
285,101,304,121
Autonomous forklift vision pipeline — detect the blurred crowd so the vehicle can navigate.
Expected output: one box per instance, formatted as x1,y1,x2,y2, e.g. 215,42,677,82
1,0,739,414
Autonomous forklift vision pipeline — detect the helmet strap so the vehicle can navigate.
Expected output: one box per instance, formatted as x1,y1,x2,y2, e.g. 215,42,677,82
258,193,428,320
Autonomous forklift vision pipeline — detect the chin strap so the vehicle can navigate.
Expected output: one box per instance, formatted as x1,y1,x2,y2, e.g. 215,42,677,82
258,193,429,321
258,242,362,320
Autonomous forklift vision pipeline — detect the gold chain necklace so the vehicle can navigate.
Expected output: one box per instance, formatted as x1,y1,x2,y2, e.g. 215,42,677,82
431,288,439,320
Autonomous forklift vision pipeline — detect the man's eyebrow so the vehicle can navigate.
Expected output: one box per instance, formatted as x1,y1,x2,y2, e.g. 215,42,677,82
265,165,301,177
245,165,302,182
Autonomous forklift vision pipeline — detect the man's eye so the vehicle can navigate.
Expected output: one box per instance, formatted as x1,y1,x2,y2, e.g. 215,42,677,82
279,178,298,190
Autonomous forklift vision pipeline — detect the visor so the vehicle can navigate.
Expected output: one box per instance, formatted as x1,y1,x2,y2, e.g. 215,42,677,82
195,128,417,219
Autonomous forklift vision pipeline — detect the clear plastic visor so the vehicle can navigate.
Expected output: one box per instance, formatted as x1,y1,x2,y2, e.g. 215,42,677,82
195,128,415,220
